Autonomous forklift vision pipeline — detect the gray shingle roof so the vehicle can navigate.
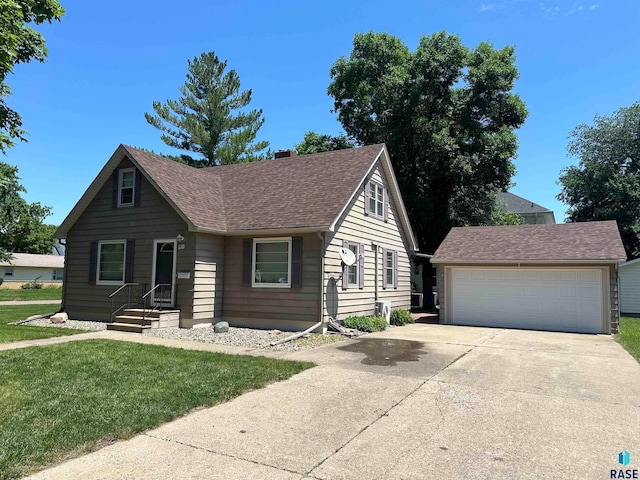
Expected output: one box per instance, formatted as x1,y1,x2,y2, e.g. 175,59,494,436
498,191,552,215
431,221,627,263
125,144,385,232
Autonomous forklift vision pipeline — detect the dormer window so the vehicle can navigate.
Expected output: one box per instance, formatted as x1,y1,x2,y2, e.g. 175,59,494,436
118,168,135,207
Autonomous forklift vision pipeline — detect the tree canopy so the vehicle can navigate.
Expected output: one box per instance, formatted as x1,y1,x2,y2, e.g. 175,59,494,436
0,0,64,154
294,131,355,154
0,162,56,261
558,102,640,259
145,52,269,167
328,31,528,253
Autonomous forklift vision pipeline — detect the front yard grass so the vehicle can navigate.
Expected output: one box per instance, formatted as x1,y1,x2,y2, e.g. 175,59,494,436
0,304,83,343
0,339,314,479
617,316,640,362
0,286,62,302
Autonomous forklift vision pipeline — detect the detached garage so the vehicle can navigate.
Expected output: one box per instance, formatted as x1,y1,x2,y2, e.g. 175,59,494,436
431,221,627,334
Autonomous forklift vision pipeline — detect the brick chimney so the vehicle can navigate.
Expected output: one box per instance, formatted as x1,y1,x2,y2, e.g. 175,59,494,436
274,149,297,159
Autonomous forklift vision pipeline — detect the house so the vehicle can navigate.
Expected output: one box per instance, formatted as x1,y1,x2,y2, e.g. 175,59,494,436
0,253,65,288
619,259,640,315
497,191,556,224
54,144,418,332
430,221,626,334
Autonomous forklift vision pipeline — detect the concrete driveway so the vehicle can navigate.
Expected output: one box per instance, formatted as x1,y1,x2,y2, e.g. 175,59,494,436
29,324,640,479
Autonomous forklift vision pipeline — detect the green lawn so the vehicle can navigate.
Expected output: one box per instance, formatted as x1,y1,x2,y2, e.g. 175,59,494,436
617,316,640,362
0,286,62,302
0,304,82,343
0,340,314,479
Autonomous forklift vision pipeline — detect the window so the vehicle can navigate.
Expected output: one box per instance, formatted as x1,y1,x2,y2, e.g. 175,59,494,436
252,238,291,288
118,168,135,207
384,249,396,288
4,267,13,278
97,240,126,285
347,242,359,287
368,181,384,218
53,269,63,280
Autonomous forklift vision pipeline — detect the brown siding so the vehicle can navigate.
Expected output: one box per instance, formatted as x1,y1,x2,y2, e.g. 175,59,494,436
222,233,321,331
63,158,191,322
324,163,413,321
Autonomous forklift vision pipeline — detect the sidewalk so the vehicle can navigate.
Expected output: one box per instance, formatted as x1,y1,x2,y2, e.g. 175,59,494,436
0,300,61,305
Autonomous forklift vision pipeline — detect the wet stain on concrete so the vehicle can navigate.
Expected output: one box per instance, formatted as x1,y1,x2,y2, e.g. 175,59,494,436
337,338,427,366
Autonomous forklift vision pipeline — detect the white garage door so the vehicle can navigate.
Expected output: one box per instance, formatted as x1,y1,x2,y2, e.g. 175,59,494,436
450,268,604,333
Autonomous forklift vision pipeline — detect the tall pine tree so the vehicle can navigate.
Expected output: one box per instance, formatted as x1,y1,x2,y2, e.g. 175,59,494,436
145,52,269,167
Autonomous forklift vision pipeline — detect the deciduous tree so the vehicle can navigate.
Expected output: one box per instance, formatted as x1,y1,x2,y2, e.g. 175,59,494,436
558,102,640,259
145,52,269,167
328,31,528,254
0,162,55,261
294,131,355,154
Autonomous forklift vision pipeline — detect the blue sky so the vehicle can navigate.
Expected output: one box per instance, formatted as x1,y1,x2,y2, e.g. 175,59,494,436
7,0,640,228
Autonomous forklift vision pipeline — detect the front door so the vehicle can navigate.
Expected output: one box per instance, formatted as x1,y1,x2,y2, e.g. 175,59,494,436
152,239,176,307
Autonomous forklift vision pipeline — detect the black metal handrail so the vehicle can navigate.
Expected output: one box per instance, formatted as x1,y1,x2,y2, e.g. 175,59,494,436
141,283,172,327
109,283,146,322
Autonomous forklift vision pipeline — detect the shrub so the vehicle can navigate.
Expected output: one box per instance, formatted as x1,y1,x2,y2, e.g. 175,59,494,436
390,308,414,326
343,315,387,332
21,277,44,290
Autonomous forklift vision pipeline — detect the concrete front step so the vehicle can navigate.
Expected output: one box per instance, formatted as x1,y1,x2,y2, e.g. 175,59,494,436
107,323,152,334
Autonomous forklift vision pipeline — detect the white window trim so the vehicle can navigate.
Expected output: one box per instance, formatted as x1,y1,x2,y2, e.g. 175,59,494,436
368,181,384,220
4,267,13,277
252,237,292,288
118,167,135,207
346,241,360,288
384,249,395,288
96,240,127,286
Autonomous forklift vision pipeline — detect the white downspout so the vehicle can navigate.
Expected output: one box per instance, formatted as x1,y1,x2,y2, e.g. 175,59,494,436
270,231,325,346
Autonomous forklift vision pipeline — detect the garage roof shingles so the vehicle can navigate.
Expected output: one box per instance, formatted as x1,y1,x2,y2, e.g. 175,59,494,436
123,144,383,233
432,221,627,263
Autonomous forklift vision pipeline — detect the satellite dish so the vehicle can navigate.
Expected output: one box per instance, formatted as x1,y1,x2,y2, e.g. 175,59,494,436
338,247,357,266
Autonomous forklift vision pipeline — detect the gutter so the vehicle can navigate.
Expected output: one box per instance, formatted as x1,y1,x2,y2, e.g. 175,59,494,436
430,259,626,265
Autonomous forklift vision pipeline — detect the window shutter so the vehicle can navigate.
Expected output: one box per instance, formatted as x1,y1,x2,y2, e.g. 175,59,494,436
364,181,370,215
112,171,119,209
393,250,398,288
358,243,365,289
383,188,389,222
125,240,135,283
134,169,141,207
242,238,252,287
89,241,98,284
292,236,303,287
381,247,387,289
342,240,348,290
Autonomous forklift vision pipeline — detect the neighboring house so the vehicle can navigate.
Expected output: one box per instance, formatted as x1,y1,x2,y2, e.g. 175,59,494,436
497,191,556,224
431,221,626,334
619,259,640,315
55,144,417,332
0,253,65,288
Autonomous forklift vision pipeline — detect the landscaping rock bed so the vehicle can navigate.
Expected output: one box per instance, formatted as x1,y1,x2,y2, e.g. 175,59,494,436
147,326,348,352
21,318,107,331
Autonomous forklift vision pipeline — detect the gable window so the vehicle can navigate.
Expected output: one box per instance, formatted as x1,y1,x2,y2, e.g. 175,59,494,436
252,238,291,288
52,269,63,280
369,182,384,217
4,267,13,278
118,168,135,207
97,240,126,285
